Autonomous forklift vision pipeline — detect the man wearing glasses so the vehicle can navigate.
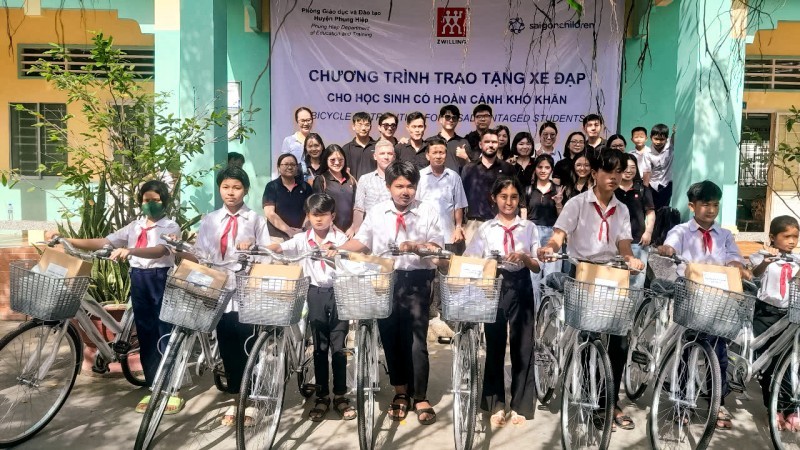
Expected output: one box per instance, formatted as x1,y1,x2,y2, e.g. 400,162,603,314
425,104,472,173
377,112,399,146
465,103,494,160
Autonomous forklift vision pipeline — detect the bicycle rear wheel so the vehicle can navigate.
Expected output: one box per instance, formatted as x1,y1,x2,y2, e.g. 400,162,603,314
135,329,191,450
236,329,286,450
560,339,613,450
625,297,657,401
357,322,379,450
534,295,559,405
649,339,720,450
117,308,147,387
452,325,478,450
769,343,800,450
0,320,81,448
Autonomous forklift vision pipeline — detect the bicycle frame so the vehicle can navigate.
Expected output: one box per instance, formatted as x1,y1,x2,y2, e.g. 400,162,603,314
72,295,130,364
729,315,800,387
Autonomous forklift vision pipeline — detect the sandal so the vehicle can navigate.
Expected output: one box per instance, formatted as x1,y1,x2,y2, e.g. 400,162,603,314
243,407,257,427
135,395,151,414
490,410,506,427
613,414,635,431
221,406,236,426
414,399,437,425
786,412,800,431
509,411,526,426
716,409,732,430
333,397,357,420
309,397,331,422
389,394,411,421
163,396,185,416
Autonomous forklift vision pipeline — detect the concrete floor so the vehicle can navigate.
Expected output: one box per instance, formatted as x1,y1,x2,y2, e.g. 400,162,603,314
0,319,773,449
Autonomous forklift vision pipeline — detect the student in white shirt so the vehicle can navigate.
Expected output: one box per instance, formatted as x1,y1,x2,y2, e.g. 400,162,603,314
630,126,652,186
267,194,355,422
538,148,644,432
749,215,800,431
465,176,540,427
48,180,181,413
648,124,674,209
184,166,271,426
415,136,468,253
340,160,444,426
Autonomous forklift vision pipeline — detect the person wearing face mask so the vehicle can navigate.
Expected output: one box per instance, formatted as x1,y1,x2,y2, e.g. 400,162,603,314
46,180,181,413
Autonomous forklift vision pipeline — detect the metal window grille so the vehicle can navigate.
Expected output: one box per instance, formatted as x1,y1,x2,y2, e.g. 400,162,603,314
745,58,800,91
9,103,67,177
19,45,154,79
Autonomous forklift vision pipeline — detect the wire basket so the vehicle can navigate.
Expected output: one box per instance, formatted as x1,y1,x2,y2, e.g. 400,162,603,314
789,282,800,324
9,260,91,321
333,272,395,320
563,277,642,336
160,273,232,333
673,277,756,340
439,274,502,323
235,275,310,326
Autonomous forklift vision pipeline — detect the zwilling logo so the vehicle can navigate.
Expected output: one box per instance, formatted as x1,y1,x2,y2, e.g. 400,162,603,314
437,7,467,38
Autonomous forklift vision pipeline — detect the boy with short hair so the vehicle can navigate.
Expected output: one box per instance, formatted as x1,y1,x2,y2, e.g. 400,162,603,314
657,180,752,430
648,124,674,209
629,126,651,186
378,112,399,146
538,148,644,431
583,113,606,153
342,112,377,180
395,111,429,169
427,104,472,172
465,103,494,158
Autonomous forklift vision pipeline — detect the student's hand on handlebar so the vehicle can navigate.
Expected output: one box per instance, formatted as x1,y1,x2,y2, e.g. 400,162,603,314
739,266,754,281
452,227,465,244
236,241,254,251
504,252,528,266
657,245,675,257
397,241,419,254
44,230,61,242
625,256,645,272
536,246,555,262
109,248,131,261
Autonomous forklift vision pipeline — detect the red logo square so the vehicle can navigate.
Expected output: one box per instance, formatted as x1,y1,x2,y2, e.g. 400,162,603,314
437,7,468,37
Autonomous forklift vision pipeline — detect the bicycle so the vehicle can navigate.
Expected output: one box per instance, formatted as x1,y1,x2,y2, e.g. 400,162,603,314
0,237,143,448
134,237,235,450
647,264,756,449
234,247,322,450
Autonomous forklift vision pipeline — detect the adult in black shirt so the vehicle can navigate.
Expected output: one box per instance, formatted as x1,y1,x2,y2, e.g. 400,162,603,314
464,103,494,160
615,153,655,288
395,111,429,169
426,104,472,173
553,131,587,185
510,131,535,186
461,128,513,242
313,144,357,233
301,132,326,184
342,111,377,180
262,154,313,241
561,152,592,202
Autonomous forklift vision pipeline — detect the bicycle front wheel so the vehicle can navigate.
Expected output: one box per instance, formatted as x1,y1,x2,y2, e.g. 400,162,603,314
534,295,559,405
769,343,800,450
236,329,286,450
452,325,478,450
625,297,657,401
649,339,720,450
0,320,81,448
357,322,379,450
135,329,191,450
560,338,613,450
117,308,147,387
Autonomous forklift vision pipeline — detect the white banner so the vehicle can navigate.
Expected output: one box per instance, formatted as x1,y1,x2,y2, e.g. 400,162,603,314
270,0,624,167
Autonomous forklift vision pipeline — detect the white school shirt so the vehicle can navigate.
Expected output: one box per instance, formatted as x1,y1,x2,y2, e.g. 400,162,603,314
106,216,181,269
663,219,744,277
416,166,468,244
354,170,391,213
464,217,539,273
630,146,652,175
280,228,348,288
193,205,271,311
354,199,444,271
750,252,800,308
553,189,633,262
648,142,674,190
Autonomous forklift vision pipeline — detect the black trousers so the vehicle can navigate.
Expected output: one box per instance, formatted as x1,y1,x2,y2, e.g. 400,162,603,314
753,301,788,407
307,285,349,397
129,267,172,387
216,311,255,394
481,269,537,418
651,182,673,210
378,269,435,401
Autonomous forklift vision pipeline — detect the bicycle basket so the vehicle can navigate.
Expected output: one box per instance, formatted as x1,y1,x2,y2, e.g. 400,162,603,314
333,272,394,320
9,259,91,321
160,273,232,333
235,275,310,326
439,274,502,323
563,277,642,336
672,277,756,340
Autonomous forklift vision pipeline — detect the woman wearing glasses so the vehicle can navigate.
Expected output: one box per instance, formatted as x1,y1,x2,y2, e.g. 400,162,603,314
280,107,315,176
312,145,358,233
535,121,561,164
552,131,588,186
263,154,312,242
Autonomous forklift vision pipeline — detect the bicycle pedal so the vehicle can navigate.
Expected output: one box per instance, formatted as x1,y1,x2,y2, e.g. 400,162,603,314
112,342,131,354
438,337,452,345
91,364,109,375
631,351,650,366
537,403,550,411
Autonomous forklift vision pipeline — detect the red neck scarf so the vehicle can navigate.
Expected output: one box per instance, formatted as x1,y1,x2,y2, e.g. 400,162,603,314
502,224,518,255
780,263,793,297
135,225,155,249
395,212,407,240
592,203,617,243
219,214,238,258
699,228,713,254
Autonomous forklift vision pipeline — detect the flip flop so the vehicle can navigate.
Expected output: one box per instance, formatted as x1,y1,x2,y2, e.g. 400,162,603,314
509,411,526,426
163,396,185,416
221,406,237,426
613,414,635,431
243,407,257,427
135,395,151,414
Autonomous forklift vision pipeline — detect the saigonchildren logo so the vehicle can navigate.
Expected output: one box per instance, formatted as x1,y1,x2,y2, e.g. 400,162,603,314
436,7,468,43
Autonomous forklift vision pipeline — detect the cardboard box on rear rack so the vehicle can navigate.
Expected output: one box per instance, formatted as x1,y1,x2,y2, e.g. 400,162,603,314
684,263,743,293
172,260,229,300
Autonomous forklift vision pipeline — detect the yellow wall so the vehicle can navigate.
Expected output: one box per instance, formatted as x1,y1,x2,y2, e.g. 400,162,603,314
0,8,153,171
744,21,800,112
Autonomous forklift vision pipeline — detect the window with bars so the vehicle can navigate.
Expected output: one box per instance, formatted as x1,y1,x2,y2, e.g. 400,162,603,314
745,58,800,91
18,45,154,79
9,103,67,177
739,113,771,187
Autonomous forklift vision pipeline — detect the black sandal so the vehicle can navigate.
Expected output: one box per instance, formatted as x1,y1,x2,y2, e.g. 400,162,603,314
334,397,357,420
389,393,411,421
414,399,437,425
309,397,331,422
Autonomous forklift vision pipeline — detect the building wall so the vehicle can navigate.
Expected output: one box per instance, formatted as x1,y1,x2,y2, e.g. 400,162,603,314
0,8,154,221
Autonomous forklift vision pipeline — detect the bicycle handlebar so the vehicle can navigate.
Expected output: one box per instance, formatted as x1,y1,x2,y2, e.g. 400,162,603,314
757,249,800,264
38,237,115,261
